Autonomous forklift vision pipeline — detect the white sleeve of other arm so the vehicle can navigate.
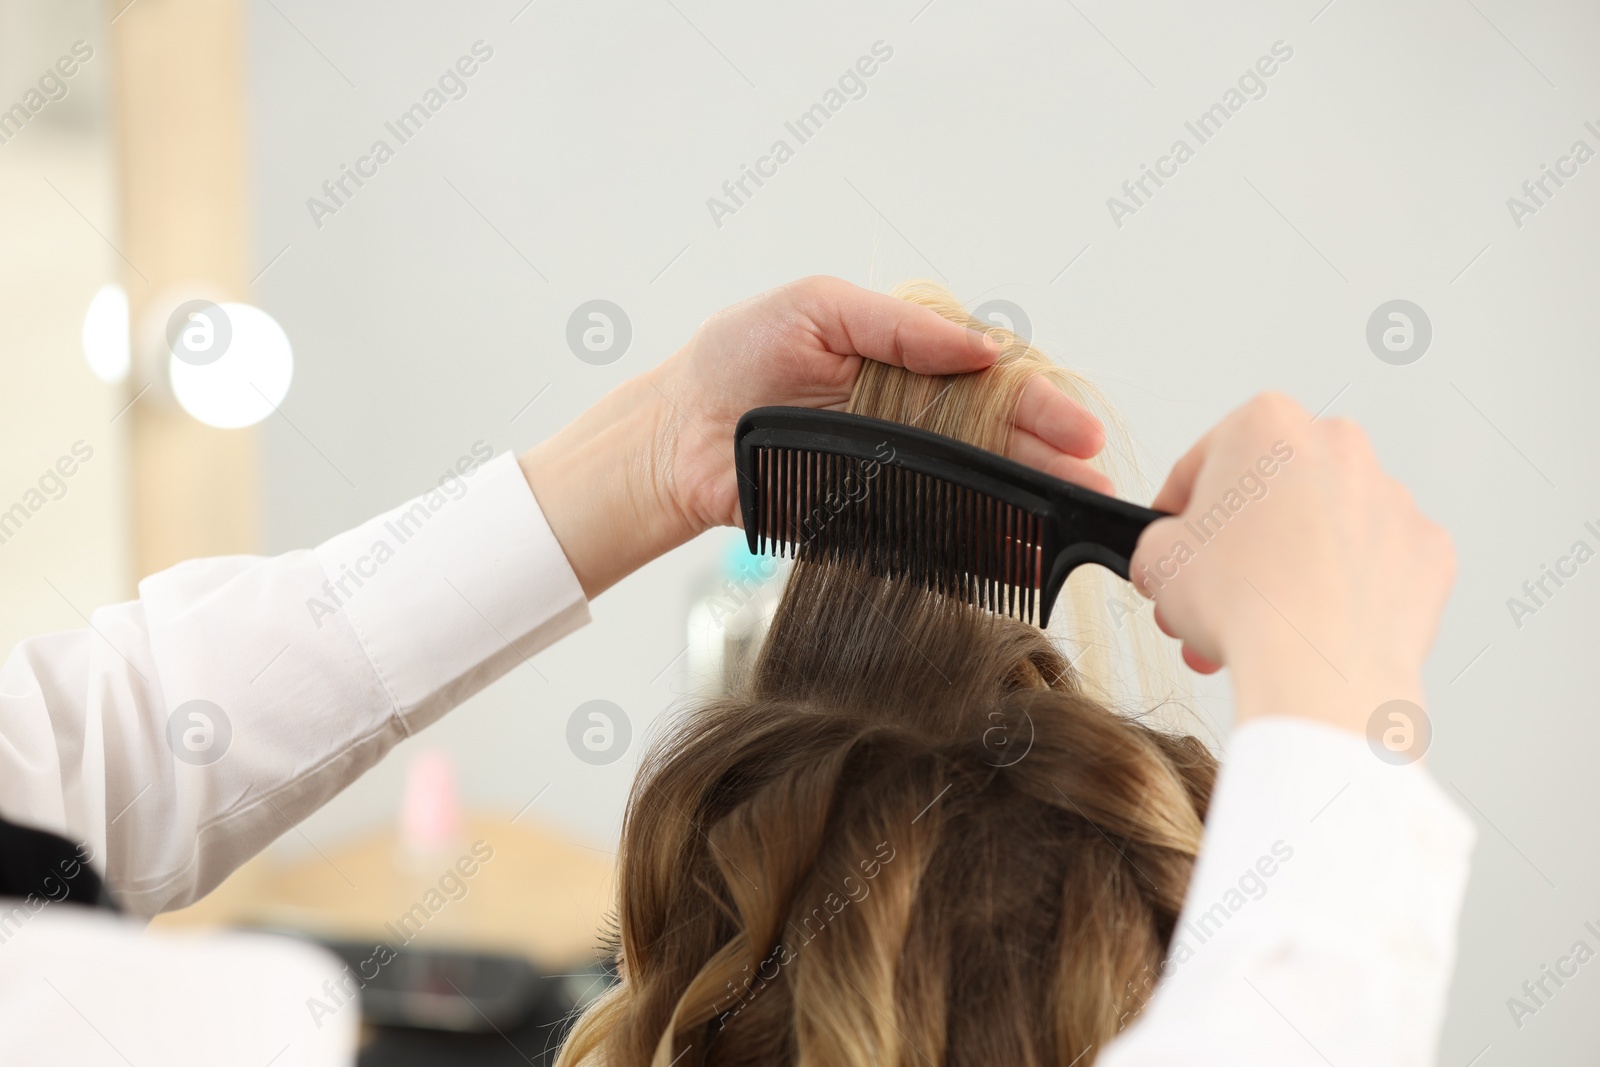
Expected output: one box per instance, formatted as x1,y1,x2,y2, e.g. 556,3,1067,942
1098,717,1476,1067
0,452,588,916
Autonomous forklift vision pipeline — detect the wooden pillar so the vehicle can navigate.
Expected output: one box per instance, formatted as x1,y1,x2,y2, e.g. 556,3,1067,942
112,0,257,577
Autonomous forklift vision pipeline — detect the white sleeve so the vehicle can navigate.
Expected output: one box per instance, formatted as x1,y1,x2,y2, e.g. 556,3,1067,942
0,452,588,917
1099,717,1476,1067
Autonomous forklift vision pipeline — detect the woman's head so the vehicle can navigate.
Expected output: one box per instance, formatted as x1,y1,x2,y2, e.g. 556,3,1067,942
560,284,1215,1066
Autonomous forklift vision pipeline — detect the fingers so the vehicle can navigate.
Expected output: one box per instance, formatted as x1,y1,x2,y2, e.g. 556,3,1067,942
792,277,998,375
1013,376,1105,459
1128,515,1186,600
1007,429,1115,494
1148,392,1305,514
1181,645,1222,674
1156,582,1222,674
1148,433,1212,515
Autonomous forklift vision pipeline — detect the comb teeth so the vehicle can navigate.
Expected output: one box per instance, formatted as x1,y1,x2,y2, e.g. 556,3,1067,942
750,445,1044,624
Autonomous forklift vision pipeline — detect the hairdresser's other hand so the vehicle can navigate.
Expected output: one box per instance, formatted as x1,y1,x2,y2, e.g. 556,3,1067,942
1128,393,1455,736
521,276,1108,599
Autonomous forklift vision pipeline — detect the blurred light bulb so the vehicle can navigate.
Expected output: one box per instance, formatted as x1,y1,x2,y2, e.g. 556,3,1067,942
169,302,293,429
82,284,131,384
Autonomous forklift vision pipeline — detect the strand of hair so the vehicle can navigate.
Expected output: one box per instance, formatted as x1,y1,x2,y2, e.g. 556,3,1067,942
987,494,998,614
998,501,1008,617
939,476,951,599
815,451,826,563
1013,505,1023,620
850,457,861,570
790,448,800,559
1032,513,1040,624
1002,503,1011,618
1001,500,1010,616
768,447,780,559
754,447,764,556
908,465,918,587
942,481,951,602
793,448,802,559
843,456,855,568
873,460,884,577
969,487,980,610
799,448,809,561
979,495,992,614
784,448,795,559
1037,515,1044,623
792,448,801,559
758,447,771,559
866,456,874,571
769,447,779,558
1026,513,1036,625
820,450,828,564
956,484,968,607
947,480,959,602
968,486,979,608
807,449,817,563
911,467,921,589
948,482,959,602
908,467,921,588
889,462,901,581
870,457,883,579
1005,507,1013,618
921,473,933,595
1008,504,1019,619
973,491,984,613
997,499,1005,614
992,495,1001,614
883,460,895,579
798,448,805,559
821,452,833,564
1020,511,1029,623
921,472,932,594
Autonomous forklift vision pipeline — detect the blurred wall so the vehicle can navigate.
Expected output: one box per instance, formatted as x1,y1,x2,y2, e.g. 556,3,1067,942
234,0,1597,1062
0,2,129,662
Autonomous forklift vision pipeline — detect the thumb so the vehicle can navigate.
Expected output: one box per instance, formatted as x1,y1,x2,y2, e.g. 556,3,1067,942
1128,514,1191,602
791,276,1000,374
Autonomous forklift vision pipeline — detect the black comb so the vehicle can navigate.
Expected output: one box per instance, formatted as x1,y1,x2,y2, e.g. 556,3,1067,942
734,406,1166,628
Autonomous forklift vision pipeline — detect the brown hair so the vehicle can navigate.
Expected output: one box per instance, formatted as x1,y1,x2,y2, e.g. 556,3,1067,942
558,283,1217,1066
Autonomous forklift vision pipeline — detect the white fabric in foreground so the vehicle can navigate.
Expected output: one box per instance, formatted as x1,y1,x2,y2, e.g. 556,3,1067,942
0,905,356,1067
1100,716,1475,1067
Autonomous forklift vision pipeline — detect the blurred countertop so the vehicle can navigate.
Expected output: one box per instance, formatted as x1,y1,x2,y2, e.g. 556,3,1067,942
150,813,617,970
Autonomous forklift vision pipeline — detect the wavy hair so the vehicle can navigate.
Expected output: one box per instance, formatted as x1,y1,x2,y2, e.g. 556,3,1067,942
557,283,1216,1066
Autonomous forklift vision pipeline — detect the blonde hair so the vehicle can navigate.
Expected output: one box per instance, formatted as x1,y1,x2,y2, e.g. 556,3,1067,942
556,283,1214,1066
850,282,1178,717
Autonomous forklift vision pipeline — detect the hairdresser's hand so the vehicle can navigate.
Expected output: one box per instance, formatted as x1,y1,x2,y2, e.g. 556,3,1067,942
520,276,1108,599
1128,393,1455,736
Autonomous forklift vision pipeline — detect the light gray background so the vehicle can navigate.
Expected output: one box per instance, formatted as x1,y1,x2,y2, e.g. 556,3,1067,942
241,1,1598,1062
